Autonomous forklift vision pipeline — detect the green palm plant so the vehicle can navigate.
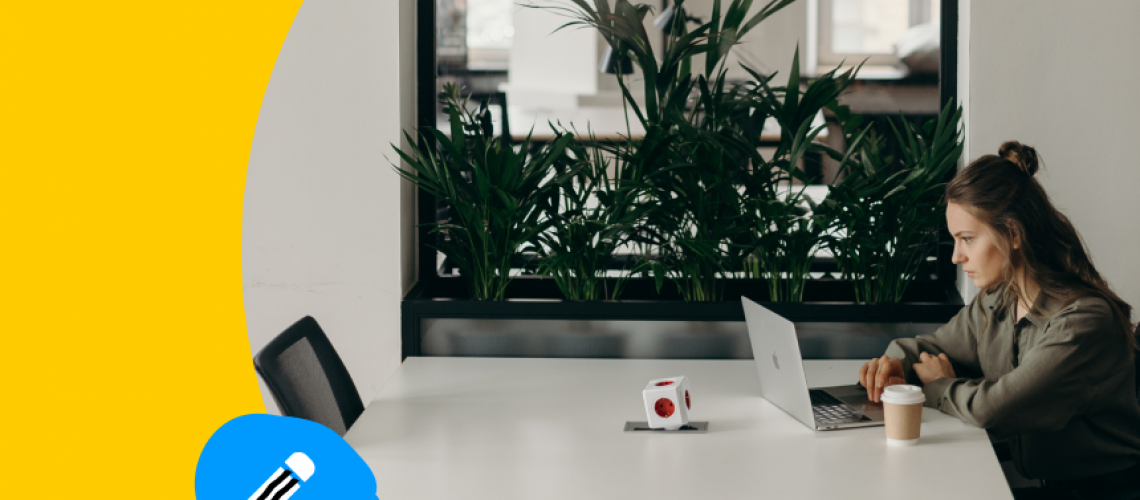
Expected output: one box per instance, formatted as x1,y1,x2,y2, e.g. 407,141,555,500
537,0,964,306
818,101,964,303
642,1,797,301
536,0,808,302
629,65,779,301
391,84,579,300
744,193,826,302
738,135,825,303
737,49,861,301
539,0,794,130
538,0,795,139
530,129,650,300
637,122,752,301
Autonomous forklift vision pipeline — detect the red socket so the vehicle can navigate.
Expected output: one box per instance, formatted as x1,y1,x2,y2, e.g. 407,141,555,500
654,398,676,418
685,390,691,409
655,381,674,386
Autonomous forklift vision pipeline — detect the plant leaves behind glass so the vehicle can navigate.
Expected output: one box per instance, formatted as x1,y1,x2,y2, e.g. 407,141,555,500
400,0,963,305
735,46,859,301
390,83,580,299
819,101,964,303
531,126,651,300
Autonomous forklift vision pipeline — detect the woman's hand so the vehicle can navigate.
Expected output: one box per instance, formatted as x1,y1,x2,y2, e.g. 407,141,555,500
859,355,905,403
914,352,956,385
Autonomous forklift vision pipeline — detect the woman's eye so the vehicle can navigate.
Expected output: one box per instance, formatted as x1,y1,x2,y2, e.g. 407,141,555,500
962,237,972,243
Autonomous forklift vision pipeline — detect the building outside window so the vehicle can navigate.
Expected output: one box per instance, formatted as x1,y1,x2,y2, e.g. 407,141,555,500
817,0,940,68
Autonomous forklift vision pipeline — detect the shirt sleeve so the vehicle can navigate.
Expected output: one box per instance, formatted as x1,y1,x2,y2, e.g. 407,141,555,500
921,303,1121,438
885,293,986,385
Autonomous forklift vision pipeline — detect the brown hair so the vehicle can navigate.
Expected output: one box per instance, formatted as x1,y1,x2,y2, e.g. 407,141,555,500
946,141,1137,353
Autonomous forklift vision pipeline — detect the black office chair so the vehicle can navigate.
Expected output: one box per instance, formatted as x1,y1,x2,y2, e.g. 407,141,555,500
253,316,364,436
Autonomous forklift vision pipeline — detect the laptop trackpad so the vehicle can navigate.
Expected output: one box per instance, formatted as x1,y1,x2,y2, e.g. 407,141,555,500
820,384,885,421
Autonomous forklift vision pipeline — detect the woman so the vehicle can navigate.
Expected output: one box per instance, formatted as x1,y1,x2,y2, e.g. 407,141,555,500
859,142,1140,499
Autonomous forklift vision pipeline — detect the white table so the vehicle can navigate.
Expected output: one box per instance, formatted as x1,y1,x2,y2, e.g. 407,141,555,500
345,358,1011,499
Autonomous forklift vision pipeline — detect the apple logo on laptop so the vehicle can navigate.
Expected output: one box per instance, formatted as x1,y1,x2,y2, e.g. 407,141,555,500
772,353,780,370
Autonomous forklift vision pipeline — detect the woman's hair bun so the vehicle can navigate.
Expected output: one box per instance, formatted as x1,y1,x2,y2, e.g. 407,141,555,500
998,141,1039,177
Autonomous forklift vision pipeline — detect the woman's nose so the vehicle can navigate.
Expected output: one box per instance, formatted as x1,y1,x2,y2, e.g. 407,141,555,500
951,243,966,265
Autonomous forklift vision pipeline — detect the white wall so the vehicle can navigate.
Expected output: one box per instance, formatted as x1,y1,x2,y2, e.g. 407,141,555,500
955,0,977,303
243,0,416,413
962,0,1140,317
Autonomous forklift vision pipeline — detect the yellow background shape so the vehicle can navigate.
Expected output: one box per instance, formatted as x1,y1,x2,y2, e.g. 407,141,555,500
2,1,302,496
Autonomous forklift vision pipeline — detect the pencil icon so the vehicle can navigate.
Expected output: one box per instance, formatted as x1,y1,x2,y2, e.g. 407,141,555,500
248,452,315,500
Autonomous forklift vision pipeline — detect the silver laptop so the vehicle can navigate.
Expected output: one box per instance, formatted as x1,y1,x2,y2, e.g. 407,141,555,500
742,296,884,431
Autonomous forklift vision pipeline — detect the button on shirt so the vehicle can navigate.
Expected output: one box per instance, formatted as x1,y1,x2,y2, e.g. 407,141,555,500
885,290,1140,480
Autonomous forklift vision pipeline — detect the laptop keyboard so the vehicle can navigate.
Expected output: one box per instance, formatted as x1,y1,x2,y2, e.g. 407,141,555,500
810,390,864,426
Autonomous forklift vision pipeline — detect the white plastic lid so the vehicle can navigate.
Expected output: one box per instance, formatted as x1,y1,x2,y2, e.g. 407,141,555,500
880,385,925,405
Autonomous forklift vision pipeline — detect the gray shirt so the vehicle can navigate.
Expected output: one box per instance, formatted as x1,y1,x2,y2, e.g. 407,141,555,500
885,290,1140,480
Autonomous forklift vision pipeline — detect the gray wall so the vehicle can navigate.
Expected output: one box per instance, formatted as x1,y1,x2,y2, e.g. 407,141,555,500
962,0,1140,318
242,0,416,413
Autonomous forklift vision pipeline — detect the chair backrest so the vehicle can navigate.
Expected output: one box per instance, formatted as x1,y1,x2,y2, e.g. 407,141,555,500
253,316,364,436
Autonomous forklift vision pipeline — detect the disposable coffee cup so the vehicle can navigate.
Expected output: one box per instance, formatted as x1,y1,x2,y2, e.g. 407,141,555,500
881,385,925,447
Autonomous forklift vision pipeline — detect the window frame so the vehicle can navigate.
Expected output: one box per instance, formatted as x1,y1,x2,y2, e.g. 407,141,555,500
414,0,959,286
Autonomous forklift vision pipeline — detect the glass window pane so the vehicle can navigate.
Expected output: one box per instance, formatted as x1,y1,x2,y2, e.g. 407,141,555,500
830,0,910,54
437,0,467,63
467,0,514,49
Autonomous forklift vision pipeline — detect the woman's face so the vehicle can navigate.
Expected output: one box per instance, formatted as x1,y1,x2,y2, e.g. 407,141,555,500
946,202,1007,289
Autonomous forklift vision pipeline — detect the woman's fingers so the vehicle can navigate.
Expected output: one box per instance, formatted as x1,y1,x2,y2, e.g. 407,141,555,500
938,353,955,377
861,356,908,402
863,359,876,400
874,355,895,402
860,359,878,399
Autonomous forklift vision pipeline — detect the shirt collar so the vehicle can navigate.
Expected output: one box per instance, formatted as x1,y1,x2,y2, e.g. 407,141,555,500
981,288,1055,328
1022,291,1057,328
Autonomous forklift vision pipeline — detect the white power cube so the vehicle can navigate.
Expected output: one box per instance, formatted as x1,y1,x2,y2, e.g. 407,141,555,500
642,376,691,430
